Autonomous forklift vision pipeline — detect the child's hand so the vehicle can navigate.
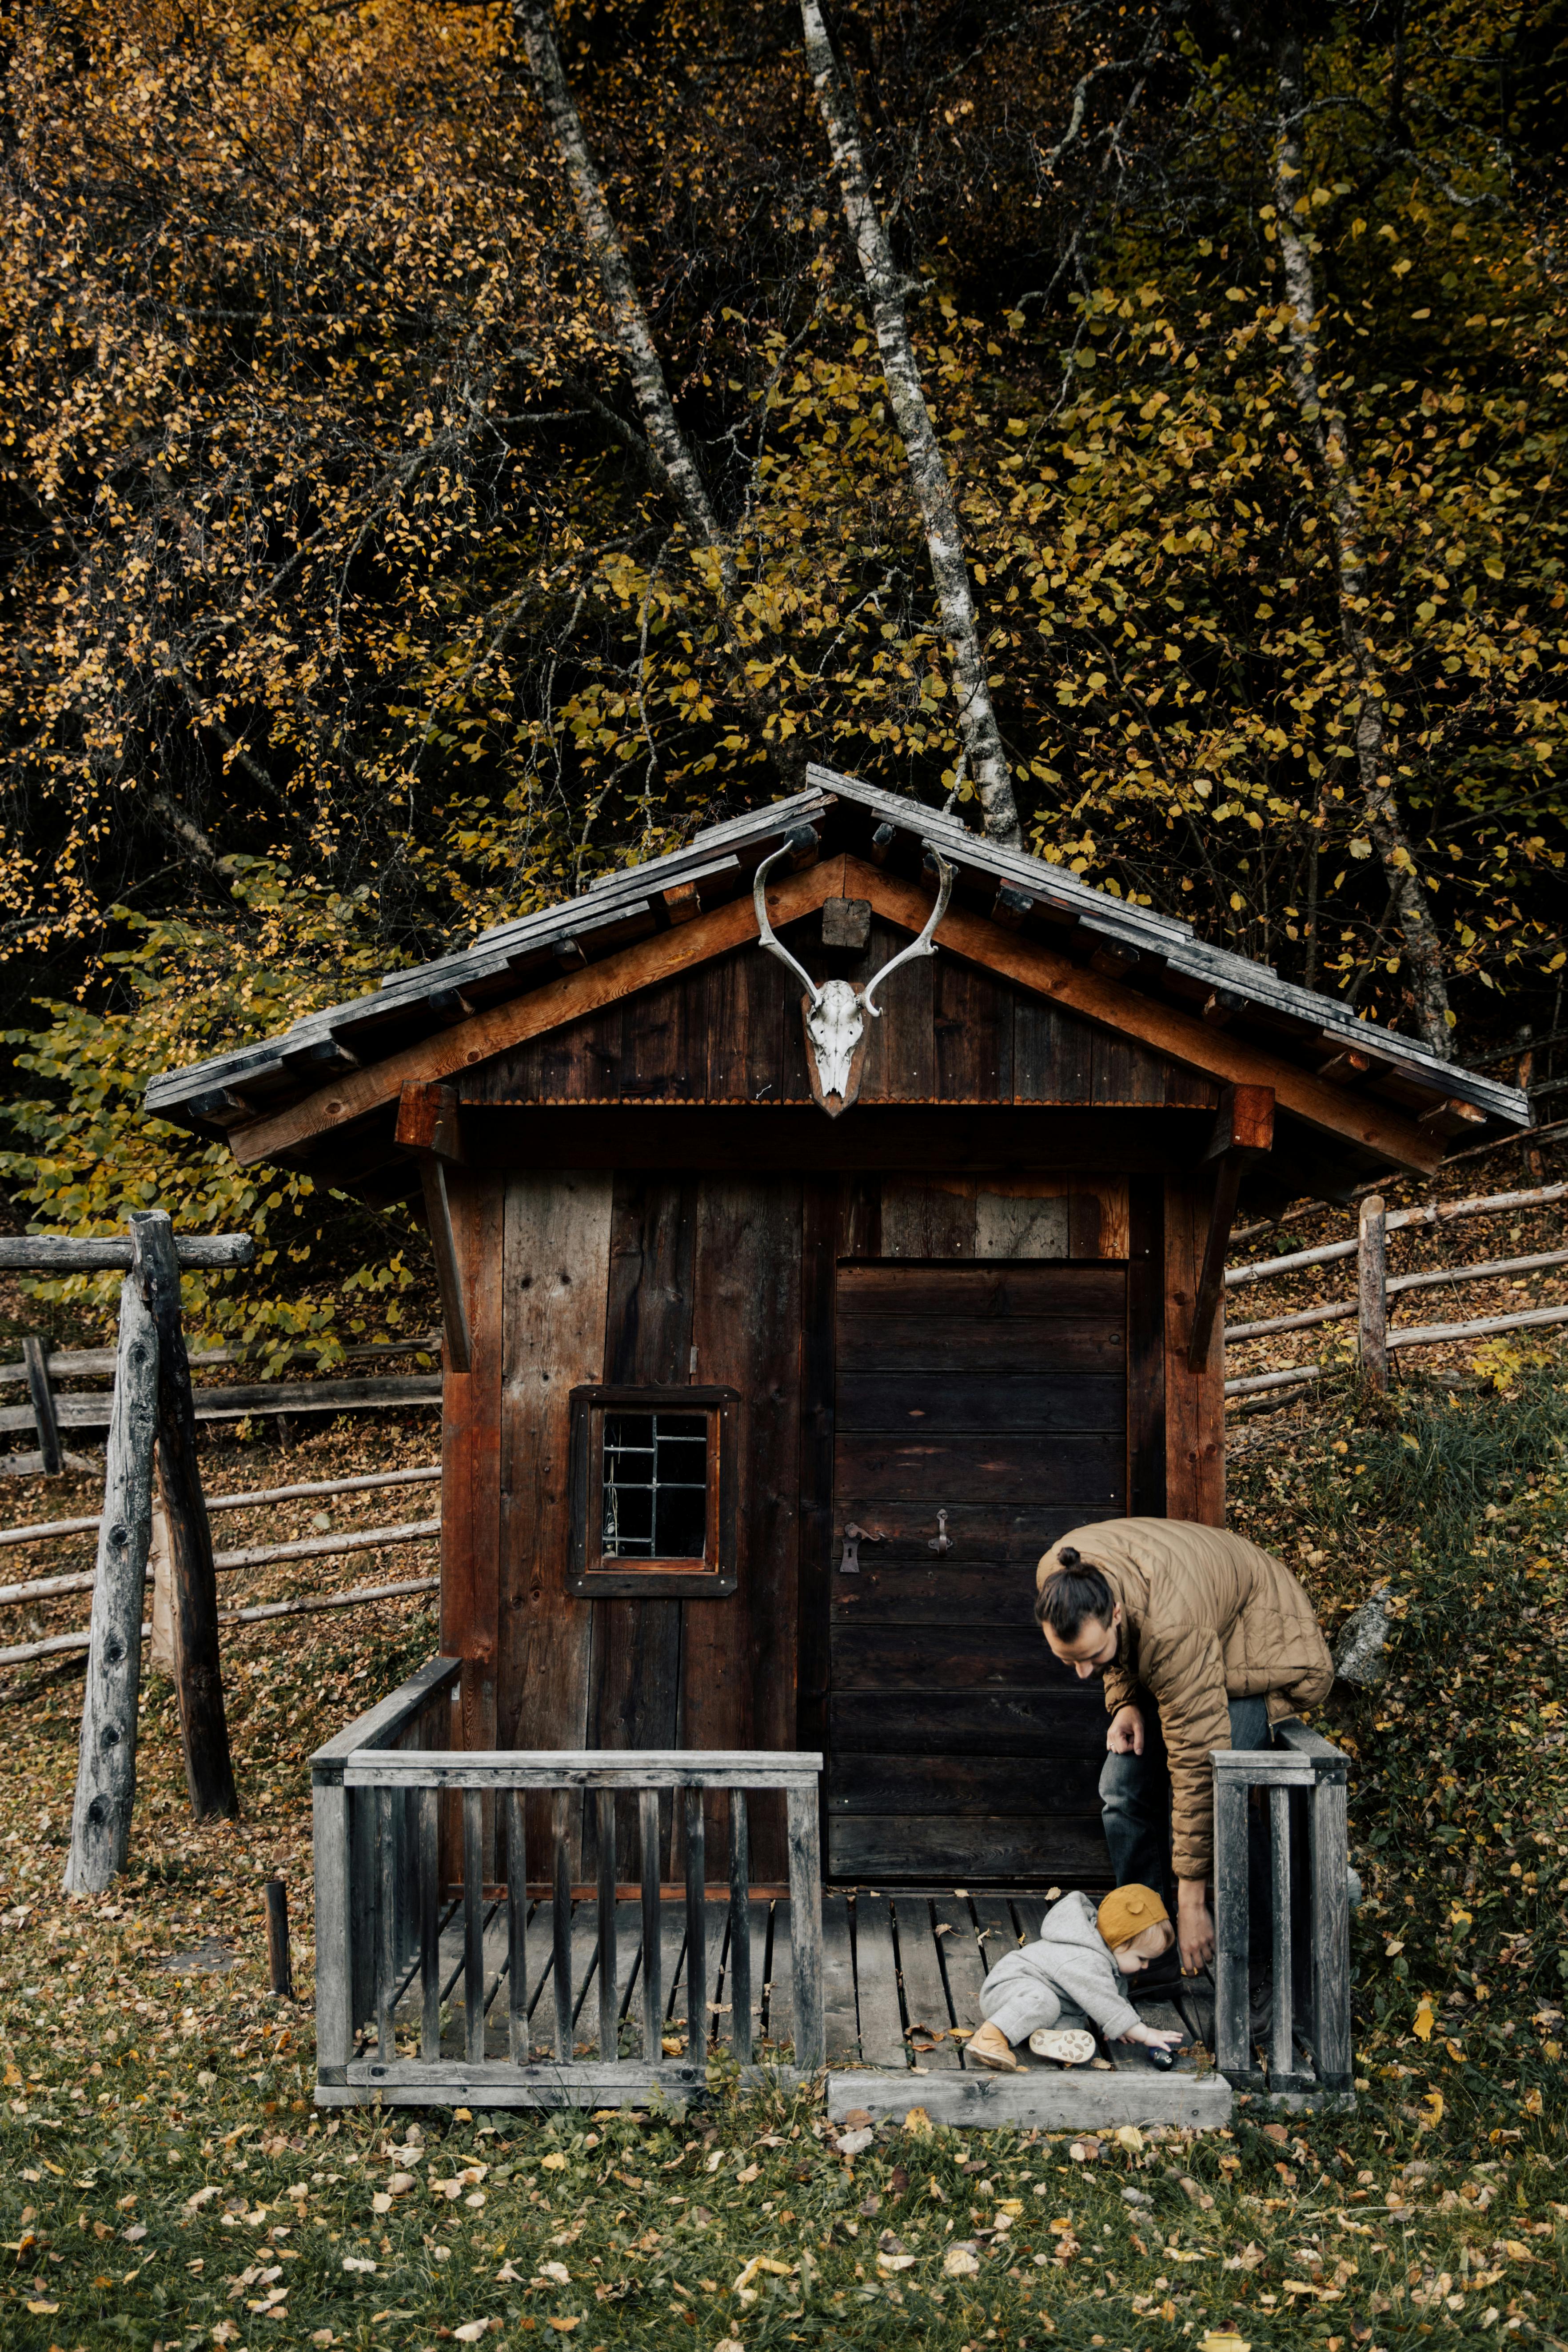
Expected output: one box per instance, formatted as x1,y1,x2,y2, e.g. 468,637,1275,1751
1121,2022,1184,2049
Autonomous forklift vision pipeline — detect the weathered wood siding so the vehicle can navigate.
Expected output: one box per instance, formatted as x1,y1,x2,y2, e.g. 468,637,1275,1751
462,923,1223,1110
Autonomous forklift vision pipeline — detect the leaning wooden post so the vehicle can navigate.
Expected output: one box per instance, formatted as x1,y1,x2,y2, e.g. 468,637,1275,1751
62,1271,160,1893
21,1338,63,1477
134,1211,239,1821
1357,1193,1388,1393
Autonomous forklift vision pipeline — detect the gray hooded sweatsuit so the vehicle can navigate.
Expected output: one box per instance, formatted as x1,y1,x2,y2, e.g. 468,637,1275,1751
979,1891,1142,2045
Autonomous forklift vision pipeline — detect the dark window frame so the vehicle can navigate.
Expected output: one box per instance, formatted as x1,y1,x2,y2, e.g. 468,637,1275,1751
566,1384,740,1597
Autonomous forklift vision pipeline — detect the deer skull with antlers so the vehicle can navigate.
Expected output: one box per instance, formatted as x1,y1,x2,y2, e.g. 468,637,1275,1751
752,831,955,1116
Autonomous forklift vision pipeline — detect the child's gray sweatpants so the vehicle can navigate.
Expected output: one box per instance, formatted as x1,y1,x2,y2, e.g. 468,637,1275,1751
979,1947,1067,2044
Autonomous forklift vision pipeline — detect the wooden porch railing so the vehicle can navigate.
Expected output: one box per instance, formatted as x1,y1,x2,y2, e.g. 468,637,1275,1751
1212,1723,1353,2100
310,1656,825,2108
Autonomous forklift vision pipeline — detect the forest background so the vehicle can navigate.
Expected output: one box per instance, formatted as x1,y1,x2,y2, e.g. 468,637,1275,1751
0,0,1565,1360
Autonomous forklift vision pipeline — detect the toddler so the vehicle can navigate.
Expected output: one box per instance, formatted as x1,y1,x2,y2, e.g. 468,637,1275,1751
968,1884,1185,2072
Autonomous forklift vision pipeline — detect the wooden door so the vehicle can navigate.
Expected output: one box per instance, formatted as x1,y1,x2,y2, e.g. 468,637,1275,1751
827,1259,1128,1884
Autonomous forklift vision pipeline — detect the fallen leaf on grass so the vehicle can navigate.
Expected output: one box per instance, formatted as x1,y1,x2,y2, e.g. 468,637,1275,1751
1199,2335,1250,2352
453,2323,493,2342
1413,1997,1434,2042
878,2252,917,2274
943,2243,981,2279
539,2152,568,2172
834,2129,874,2158
538,2262,572,2285
24,2301,58,2316
1503,2241,1533,2262
342,2255,376,2273
546,2321,579,2335
734,2255,793,2293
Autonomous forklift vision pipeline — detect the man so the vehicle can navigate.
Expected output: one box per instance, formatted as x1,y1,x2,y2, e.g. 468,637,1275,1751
1034,1518,1333,1975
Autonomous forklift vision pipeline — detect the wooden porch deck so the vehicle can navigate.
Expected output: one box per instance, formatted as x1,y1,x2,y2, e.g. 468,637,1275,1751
369,1884,1233,2127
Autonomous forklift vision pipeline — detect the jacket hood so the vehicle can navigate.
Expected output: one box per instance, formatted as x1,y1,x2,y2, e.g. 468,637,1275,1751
1037,1890,1112,1958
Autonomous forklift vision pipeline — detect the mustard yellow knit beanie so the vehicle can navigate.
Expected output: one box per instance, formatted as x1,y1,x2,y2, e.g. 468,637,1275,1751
1096,1884,1170,1950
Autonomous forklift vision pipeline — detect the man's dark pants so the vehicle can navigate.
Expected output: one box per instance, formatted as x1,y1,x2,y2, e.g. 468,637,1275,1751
1099,1695,1273,1955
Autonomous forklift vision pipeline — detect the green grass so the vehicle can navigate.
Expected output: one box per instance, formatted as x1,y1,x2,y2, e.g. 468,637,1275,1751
0,1371,1566,2352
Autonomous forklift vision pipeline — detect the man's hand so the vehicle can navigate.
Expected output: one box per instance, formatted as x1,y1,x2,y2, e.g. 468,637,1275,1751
1106,1704,1144,1756
1177,1879,1215,1974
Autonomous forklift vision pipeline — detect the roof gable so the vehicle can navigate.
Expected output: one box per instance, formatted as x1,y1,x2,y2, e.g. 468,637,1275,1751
144,765,1529,1189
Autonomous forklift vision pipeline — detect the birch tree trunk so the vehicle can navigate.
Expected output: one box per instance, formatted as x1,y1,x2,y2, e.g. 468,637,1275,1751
1272,32,1452,1057
513,0,731,583
798,0,1021,849
514,0,808,787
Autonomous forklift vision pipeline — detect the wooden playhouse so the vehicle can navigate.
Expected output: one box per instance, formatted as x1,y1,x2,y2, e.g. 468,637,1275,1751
148,766,1527,2119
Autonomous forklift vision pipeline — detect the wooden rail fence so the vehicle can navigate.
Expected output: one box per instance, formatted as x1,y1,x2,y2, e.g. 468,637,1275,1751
1224,1179,1568,1406
0,1462,442,1669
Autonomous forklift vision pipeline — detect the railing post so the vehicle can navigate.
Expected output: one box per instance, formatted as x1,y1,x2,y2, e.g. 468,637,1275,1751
1309,1770,1354,2092
1212,1764,1254,2086
311,1764,354,2084
377,1786,397,2061
1358,1193,1387,1391
785,1781,824,2070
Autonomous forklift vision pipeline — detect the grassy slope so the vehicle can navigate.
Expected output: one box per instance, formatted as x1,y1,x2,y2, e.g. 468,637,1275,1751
0,1360,1564,2352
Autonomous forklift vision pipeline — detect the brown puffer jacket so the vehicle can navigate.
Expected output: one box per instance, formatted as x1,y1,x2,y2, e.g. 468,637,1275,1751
1036,1517,1333,1883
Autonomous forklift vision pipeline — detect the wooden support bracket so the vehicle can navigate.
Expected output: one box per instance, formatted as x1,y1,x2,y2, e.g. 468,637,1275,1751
396,1083,472,1373
1189,1086,1275,1371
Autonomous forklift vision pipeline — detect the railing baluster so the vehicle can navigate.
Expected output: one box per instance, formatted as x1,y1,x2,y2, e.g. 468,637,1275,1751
785,1783,824,2069
1269,1785,1294,2084
376,1786,397,2062
1213,1769,1252,2083
462,1789,485,2066
420,1786,441,2058
684,1788,706,2057
597,1790,618,2062
507,1790,528,2067
552,1789,573,2063
728,1789,752,2065
639,1789,662,2062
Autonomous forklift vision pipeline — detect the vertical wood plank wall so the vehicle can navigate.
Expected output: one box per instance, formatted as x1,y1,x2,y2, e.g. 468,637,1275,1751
438,1160,1230,1882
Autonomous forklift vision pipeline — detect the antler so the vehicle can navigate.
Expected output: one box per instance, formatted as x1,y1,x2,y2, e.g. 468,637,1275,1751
862,845,954,1018
751,829,824,1005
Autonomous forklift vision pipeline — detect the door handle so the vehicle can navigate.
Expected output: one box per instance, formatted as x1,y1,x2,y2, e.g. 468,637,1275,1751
928,1509,952,1556
839,1522,885,1573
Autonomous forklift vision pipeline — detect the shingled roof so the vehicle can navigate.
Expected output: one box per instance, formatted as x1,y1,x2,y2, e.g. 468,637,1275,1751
145,763,1529,1179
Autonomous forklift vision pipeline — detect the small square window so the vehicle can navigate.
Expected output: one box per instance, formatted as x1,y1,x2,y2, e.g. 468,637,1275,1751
567,1386,738,1596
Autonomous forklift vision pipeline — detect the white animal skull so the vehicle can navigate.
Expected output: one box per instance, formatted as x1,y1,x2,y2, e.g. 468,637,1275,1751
804,978,866,1105
752,828,954,1116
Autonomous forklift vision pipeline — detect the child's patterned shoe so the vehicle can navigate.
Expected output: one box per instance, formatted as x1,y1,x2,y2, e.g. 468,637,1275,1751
1027,2027,1097,2067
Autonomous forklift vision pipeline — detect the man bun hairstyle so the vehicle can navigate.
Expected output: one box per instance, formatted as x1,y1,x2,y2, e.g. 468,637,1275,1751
1034,1552,1115,1641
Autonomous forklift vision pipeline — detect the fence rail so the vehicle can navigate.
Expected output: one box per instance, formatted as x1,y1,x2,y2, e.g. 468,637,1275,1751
1224,1178,1568,1404
311,1657,825,2108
